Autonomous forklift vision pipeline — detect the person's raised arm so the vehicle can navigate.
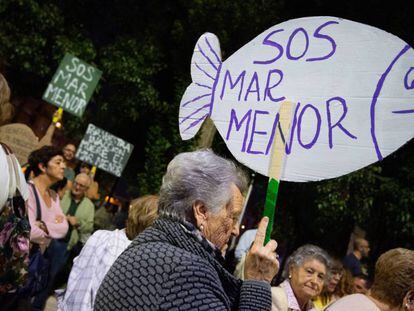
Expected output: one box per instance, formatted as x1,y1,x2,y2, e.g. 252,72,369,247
244,217,279,282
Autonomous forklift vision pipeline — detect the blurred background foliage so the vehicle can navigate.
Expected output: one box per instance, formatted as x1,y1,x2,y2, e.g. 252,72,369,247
1,0,413,258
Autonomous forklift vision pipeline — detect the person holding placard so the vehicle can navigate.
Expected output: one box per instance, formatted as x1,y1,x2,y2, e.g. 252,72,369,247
62,143,77,189
94,149,279,310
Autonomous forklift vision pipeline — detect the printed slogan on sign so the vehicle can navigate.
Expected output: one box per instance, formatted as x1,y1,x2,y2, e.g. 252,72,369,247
76,124,133,177
178,16,414,181
43,54,102,117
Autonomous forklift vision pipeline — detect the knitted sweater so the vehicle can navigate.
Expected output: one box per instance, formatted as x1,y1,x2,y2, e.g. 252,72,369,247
94,217,272,310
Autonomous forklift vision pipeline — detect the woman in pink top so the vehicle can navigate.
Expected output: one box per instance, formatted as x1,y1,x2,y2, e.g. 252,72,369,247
26,146,68,310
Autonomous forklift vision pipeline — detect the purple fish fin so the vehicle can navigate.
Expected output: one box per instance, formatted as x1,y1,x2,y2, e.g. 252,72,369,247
179,33,222,140
191,32,222,84
179,84,212,139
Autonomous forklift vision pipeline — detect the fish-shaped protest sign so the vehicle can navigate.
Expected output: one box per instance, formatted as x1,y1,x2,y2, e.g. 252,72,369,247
179,16,414,182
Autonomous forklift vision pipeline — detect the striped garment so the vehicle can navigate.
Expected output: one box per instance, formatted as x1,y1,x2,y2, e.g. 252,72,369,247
56,229,130,311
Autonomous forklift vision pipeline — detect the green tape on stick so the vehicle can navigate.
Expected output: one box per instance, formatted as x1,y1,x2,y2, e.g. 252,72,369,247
263,178,280,244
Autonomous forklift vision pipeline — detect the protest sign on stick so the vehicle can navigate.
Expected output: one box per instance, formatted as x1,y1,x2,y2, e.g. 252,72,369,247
43,54,102,117
178,16,414,242
178,16,414,182
263,101,293,243
76,124,133,177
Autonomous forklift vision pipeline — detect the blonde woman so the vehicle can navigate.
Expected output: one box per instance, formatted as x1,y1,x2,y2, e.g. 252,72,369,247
314,258,353,310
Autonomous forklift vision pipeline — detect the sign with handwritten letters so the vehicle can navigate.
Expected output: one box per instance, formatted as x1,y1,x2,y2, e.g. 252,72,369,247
76,124,133,177
178,16,414,181
43,54,102,117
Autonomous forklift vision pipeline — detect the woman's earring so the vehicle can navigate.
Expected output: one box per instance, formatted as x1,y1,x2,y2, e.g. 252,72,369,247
199,224,204,231
288,274,292,279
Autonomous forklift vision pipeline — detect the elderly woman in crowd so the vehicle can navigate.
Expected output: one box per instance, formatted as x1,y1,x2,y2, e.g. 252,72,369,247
272,244,330,311
26,146,69,310
57,195,159,311
314,258,353,310
326,248,414,311
94,149,279,310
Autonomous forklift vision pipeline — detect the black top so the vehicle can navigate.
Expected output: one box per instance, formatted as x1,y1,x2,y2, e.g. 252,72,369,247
343,253,362,276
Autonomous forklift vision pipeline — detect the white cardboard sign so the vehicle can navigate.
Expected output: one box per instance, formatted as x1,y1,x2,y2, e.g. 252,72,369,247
178,16,414,181
76,124,133,177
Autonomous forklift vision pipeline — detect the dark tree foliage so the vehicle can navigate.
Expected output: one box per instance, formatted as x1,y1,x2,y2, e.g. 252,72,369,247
1,0,413,258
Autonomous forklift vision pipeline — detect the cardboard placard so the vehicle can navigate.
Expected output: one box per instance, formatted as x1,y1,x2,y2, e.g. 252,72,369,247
178,16,414,182
43,54,102,117
0,123,53,165
76,124,133,177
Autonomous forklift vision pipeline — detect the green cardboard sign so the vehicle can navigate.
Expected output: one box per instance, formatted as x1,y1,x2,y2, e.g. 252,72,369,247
76,124,134,177
42,54,102,117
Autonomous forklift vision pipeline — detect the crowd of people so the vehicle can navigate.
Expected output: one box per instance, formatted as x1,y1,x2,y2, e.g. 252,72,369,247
0,142,132,309
1,145,414,311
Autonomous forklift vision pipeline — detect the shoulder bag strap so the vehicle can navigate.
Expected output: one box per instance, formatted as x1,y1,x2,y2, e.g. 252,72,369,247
29,183,42,221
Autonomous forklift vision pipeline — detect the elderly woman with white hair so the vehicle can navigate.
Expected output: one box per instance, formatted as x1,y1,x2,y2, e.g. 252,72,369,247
272,244,331,311
94,149,280,310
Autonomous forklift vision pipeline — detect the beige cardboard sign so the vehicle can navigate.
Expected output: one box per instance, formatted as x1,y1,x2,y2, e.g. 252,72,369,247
0,123,54,165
